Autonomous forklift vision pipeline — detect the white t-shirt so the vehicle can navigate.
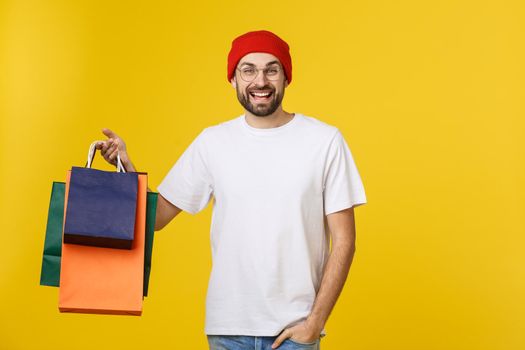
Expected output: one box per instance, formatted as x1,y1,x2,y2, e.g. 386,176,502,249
158,113,367,336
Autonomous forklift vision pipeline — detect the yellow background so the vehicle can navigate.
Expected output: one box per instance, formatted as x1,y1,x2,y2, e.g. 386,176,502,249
1,0,524,349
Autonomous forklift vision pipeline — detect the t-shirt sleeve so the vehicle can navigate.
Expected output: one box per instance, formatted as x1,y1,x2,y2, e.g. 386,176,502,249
323,129,367,215
157,129,214,215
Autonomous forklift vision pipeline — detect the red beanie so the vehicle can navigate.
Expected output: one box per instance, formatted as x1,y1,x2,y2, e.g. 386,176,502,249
227,30,292,84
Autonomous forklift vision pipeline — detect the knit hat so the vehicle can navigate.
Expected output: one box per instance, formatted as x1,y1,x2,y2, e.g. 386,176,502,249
227,30,292,84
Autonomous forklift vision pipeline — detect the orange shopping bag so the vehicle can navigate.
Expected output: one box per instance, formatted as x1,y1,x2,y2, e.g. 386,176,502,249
58,171,147,315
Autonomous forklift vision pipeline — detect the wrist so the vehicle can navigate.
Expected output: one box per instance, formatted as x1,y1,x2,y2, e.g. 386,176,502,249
305,315,324,334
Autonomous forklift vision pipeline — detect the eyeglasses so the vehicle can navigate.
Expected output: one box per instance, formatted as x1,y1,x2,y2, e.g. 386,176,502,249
236,64,283,82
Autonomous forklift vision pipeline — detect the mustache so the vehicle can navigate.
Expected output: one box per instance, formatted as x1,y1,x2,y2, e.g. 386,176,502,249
247,86,275,92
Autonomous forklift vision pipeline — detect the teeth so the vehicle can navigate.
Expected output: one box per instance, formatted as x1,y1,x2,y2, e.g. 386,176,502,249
252,92,271,97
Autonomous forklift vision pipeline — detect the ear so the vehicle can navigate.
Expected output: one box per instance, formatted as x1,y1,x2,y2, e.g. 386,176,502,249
284,79,289,88
231,76,237,89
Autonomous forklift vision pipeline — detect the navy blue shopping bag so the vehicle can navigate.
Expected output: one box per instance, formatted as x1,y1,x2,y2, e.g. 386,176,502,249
63,142,139,249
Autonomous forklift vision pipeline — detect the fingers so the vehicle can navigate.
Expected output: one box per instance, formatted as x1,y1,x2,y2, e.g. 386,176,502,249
101,129,125,151
106,139,119,155
98,128,127,167
271,329,291,349
97,139,115,165
102,128,118,139
104,141,119,163
101,139,113,154
108,148,119,162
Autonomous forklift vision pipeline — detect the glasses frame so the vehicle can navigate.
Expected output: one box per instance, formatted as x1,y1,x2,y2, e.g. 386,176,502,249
235,63,283,82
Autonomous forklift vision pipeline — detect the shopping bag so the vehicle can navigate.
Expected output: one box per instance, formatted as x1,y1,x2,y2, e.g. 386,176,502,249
63,142,138,249
58,171,147,315
39,183,158,296
143,191,158,297
40,182,65,287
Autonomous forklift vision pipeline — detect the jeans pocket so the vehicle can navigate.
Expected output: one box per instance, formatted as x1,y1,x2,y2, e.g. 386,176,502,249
287,337,319,346
207,335,252,350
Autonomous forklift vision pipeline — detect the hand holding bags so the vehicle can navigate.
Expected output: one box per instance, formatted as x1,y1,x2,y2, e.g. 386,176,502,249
40,141,157,315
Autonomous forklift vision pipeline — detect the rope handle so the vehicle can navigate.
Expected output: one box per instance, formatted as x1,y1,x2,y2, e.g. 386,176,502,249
86,140,126,173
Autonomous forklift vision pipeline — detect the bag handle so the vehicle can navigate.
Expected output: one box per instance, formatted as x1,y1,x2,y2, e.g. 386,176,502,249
86,141,126,173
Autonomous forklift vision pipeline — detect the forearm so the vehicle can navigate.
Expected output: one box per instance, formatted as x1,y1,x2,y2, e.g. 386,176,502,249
306,241,356,333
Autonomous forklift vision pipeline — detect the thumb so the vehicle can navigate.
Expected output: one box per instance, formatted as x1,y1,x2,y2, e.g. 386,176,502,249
102,128,118,139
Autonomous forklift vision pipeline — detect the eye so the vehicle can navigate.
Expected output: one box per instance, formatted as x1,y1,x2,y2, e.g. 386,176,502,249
266,68,279,75
242,68,256,75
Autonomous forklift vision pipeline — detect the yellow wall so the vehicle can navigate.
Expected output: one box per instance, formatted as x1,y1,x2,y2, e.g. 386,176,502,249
1,0,523,349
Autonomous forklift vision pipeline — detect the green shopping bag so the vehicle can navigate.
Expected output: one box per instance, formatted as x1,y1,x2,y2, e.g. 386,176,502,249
40,182,65,287
40,182,158,296
143,191,158,296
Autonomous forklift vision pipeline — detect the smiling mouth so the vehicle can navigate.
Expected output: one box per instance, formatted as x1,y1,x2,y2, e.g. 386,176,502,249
249,90,273,102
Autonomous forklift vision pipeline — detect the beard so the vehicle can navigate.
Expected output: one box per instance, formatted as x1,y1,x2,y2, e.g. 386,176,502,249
236,84,285,117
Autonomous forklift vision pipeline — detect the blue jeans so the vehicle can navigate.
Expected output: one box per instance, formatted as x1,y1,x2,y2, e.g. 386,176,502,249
207,335,321,350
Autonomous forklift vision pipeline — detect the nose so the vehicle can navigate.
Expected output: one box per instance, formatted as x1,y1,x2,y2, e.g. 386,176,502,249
252,69,269,87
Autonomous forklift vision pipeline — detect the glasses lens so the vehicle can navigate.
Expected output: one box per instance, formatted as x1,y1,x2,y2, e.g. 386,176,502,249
240,67,257,81
265,66,281,80
239,66,282,82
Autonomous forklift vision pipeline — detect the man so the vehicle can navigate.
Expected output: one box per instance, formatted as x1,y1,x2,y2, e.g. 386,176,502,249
97,30,367,350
